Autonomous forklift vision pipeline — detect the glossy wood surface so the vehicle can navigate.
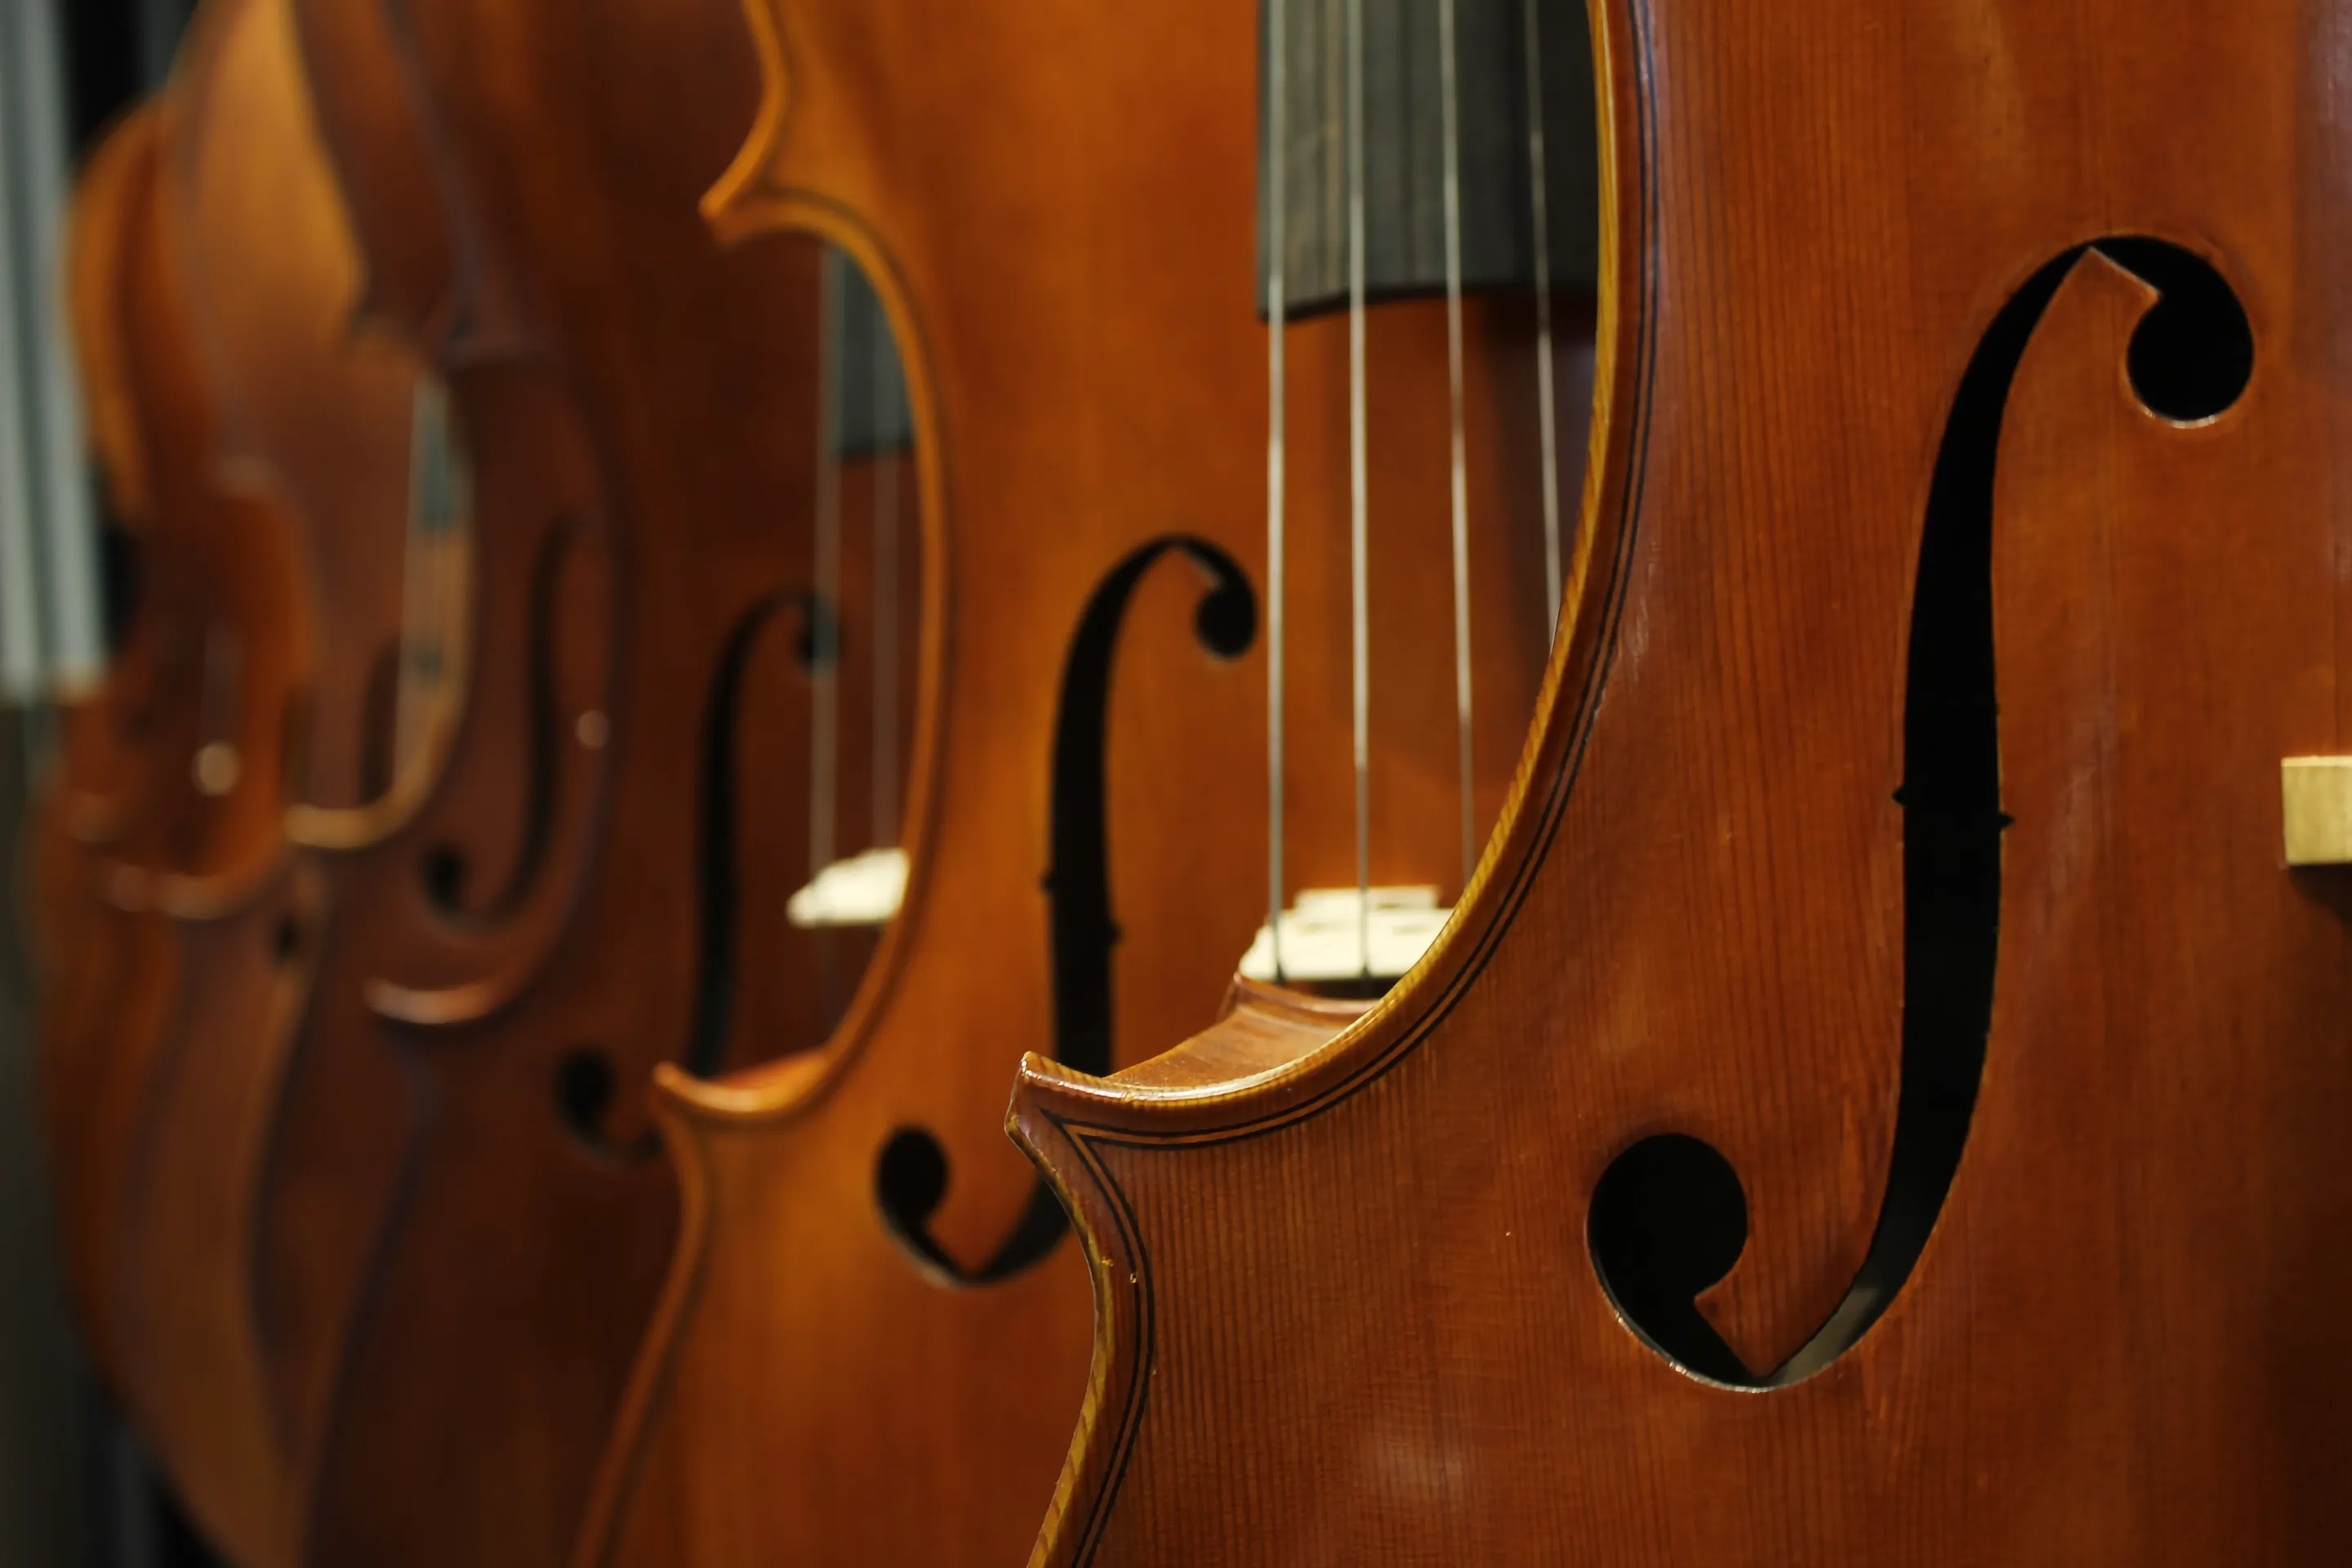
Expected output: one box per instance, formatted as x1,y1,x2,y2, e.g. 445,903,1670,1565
1012,0,2352,1561
276,0,896,1557
39,78,314,1498
36,105,189,1394
572,0,1576,1563
80,0,435,1557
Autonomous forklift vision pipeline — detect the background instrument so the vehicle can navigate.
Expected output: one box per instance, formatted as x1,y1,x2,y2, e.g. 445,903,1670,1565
89,0,441,1556
279,0,906,1558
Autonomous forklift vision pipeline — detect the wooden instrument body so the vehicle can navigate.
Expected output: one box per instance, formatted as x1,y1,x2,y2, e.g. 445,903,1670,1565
572,0,1574,1564
38,70,314,1451
278,0,878,1558
1012,0,2352,1561
125,0,631,1555
36,106,194,1393
67,0,445,1557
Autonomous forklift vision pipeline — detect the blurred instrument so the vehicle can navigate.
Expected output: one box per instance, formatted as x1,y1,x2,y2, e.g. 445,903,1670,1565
36,102,197,1401
77,0,451,1556
277,0,905,1557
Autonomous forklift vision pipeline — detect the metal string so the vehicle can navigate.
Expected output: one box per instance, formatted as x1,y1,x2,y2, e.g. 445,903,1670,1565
1439,0,1475,889
1345,0,1372,980
1264,0,1290,982
1522,0,1566,621
811,251,842,878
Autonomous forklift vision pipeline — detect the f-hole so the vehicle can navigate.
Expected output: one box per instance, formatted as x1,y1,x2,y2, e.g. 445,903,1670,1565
681,589,831,1080
554,588,832,1164
1588,238,2251,1386
421,513,581,920
875,537,1256,1285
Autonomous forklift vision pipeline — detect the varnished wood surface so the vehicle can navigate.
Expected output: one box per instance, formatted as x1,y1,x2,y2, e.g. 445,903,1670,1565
38,83,311,1508
571,0,1576,1564
271,0,906,1557
75,0,438,1557
1013,0,2352,1561
35,106,182,1394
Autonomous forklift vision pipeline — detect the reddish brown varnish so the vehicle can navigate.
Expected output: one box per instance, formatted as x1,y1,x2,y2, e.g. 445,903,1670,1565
274,0,900,1557
1010,0,2352,1562
60,0,443,1558
569,0,1577,1565
35,105,194,1398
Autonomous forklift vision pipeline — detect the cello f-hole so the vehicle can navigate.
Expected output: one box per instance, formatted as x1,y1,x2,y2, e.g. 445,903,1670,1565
875,537,1257,1286
554,1045,658,1165
1588,237,2251,1388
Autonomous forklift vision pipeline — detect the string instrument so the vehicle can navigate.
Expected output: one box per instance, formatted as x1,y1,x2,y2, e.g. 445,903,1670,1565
278,0,899,1557
51,0,615,1548
82,0,451,1557
38,67,317,1482
1011,0,2352,1560
573,0,1590,1563
35,103,194,1395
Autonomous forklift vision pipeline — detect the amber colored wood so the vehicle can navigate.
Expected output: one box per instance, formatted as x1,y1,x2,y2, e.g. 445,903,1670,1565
63,0,446,1559
1012,1,2352,1561
268,0,902,1557
36,70,311,1466
34,106,181,1391
569,1,1577,1566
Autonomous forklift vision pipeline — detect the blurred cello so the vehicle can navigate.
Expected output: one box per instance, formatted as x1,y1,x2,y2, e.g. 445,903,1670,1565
38,68,315,1456
1011,0,2352,1561
74,0,455,1557
572,0,1591,1564
278,0,895,1557
36,103,198,1396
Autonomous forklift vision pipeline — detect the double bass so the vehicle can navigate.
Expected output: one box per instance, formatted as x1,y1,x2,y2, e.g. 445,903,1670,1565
1011,0,2352,1561
575,0,1592,1562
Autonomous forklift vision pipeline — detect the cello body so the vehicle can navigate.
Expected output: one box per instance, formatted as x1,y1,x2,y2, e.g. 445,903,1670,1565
279,0,880,1557
85,0,439,1557
36,105,198,1396
1012,0,2352,1561
574,0,1578,1563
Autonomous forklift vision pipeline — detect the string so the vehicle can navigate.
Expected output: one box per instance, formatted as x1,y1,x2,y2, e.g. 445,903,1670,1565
1264,0,1290,982
394,380,447,777
870,296,900,849
811,250,842,879
1345,0,1371,980
1522,0,1565,621
1439,0,1474,889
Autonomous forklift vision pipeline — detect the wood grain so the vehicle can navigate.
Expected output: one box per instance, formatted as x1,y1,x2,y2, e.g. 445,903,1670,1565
1015,0,2352,1561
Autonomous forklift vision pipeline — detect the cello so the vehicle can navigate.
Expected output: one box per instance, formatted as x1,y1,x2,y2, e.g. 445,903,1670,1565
38,71,315,1450
278,0,898,1557
574,0,1590,1563
36,103,198,1396
1010,0,2352,1561
85,0,452,1556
